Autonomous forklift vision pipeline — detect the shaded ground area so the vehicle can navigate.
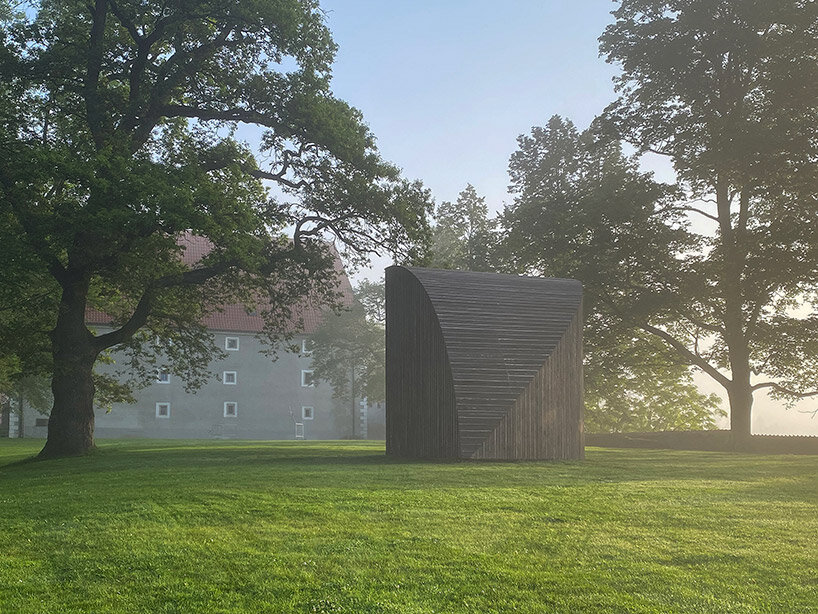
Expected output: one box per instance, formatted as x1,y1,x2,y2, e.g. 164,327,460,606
586,430,818,455
1,439,816,613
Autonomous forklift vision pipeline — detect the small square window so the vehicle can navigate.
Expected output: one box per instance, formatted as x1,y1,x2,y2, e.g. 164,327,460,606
301,369,315,387
224,402,238,418
301,338,314,356
156,370,170,384
225,337,239,351
156,402,170,418
223,371,237,385
302,406,314,420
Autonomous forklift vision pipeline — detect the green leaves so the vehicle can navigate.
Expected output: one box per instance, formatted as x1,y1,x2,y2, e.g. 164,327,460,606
0,0,430,450
600,0,818,192
310,281,386,405
499,115,722,432
429,184,495,272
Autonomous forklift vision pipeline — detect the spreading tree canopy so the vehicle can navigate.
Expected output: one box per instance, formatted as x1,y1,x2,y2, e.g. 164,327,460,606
598,0,818,437
0,0,431,457
500,116,724,433
507,0,818,440
429,184,495,272
309,279,385,423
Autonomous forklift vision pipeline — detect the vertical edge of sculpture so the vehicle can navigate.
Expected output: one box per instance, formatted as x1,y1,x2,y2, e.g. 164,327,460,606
386,266,584,460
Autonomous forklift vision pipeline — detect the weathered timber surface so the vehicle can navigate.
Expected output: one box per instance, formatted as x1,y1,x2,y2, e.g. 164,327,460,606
386,266,584,460
385,267,458,458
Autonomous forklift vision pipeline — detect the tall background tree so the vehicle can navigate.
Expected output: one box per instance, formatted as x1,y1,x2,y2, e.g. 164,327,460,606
597,0,818,439
500,116,724,433
309,279,386,437
503,1,818,440
429,184,495,271
0,0,431,457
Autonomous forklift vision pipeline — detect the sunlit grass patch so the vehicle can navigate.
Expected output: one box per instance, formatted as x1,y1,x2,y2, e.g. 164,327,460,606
1,439,816,613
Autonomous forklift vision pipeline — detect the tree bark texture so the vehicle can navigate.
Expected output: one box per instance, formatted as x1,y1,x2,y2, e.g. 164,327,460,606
717,179,754,440
17,391,24,438
728,384,754,446
39,277,99,458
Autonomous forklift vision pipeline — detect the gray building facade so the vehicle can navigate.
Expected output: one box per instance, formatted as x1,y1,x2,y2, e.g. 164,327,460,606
9,234,379,441
17,330,357,441
99,331,352,440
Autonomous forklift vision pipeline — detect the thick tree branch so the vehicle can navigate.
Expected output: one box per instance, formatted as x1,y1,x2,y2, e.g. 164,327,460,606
248,168,309,190
91,240,304,351
745,289,771,335
127,25,235,147
92,260,239,350
294,214,353,246
199,151,312,191
85,0,109,149
640,323,732,389
294,213,389,256
107,0,142,43
737,188,751,237
751,382,818,398
654,199,719,222
161,104,280,128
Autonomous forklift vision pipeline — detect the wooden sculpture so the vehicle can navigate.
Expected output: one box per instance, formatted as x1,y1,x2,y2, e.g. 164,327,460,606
385,266,584,460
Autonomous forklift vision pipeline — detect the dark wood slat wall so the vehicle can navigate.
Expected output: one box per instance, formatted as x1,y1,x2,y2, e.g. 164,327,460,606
476,311,584,460
386,266,583,460
385,267,458,458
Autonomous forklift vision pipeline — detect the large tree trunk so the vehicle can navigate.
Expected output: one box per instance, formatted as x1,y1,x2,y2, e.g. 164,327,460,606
17,390,24,438
39,276,98,458
728,381,753,444
725,339,754,444
40,349,97,457
716,179,754,446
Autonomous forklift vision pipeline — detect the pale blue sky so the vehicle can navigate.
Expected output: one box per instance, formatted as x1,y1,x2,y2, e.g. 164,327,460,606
320,0,620,210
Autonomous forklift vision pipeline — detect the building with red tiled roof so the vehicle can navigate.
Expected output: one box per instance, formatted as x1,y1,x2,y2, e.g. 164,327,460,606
30,234,365,441
86,233,355,335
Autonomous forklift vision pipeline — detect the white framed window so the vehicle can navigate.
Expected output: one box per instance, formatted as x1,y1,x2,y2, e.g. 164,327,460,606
301,369,315,387
225,336,240,351
301,338,314,356
156,402,170,418
223,371,237,385
302,406,314,420
223,401,238,418
156,370,170,384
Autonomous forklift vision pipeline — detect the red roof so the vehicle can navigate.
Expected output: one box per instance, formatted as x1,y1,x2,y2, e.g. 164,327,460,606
86,233,354,335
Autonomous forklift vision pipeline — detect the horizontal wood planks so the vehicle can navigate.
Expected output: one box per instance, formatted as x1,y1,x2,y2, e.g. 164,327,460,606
386,266,583,460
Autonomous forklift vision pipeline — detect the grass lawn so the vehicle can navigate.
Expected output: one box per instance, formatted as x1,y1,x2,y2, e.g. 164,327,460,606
1,440,816,613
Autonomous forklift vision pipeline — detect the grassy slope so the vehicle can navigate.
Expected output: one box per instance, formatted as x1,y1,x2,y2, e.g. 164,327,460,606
0,440,816,614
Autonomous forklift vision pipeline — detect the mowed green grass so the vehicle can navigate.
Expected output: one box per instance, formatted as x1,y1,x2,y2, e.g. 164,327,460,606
0,440,816,614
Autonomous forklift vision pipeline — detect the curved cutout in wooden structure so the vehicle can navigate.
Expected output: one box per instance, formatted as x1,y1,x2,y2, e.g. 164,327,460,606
385,266,584,460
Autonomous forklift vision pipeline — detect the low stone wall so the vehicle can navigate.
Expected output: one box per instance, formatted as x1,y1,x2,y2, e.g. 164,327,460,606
585,430,818,455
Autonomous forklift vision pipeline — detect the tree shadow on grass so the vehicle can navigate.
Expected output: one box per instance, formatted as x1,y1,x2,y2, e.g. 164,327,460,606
3,441,816,505
2,445,816,518
0,442,804,481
